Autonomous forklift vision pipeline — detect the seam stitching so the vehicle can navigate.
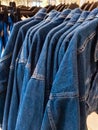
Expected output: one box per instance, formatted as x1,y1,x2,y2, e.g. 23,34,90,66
94,41,98,62
26,63,31,69
47,101,57,130
77,32,96,54
49,92,78,99
31,73,45,80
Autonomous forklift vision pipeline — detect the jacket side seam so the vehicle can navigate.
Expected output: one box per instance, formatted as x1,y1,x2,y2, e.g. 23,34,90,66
77,31,96,54
31,73,45,80
47,101,57,130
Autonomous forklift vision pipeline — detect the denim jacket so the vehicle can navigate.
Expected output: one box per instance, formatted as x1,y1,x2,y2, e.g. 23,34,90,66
14,9,81,130
57,8,98,75
41,17,98,130
14,9,72,130
0,17,36,127
6,10,59,130
20,9,81,105
2,8,47,130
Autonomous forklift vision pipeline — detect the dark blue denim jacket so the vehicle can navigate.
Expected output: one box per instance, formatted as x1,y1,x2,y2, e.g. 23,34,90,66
14,9,71,130
8,10,59,130
20,9,80,105
14,10,59,105
46,10,83,88
15,11,60,118
52,8,98,81
14,9,81,130
2,8,47,130
7,12,47,130
39,11,82,106
17,9,69,103
41,17,98,130
52,11,92,80
0,18,33,126
57,9,98,72
1,8,98,130
16,9,98,130
56,8,98,74
19,9,59,67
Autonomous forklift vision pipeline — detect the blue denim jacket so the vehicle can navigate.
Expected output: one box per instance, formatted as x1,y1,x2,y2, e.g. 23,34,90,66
19,9,69,103
19,10,59,66
52,8,98,81
0,18,32,128
41,17,98,130
20,9,80,105
11,12,61,122
7,10,59,130
14,9,71,130
7,11,47,130
14,10,59,105
46,10,83,88
15,9,81,130
53,11,91,79
42,11,82,105
2,8,98,130
57,8,98,74
16,9,98,130
2,8,47,130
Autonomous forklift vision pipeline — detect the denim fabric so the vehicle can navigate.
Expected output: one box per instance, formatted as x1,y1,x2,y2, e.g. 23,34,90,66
16,10,98,130
43,11,98,130
0,20,29,127
1,7,97,129
12,12,61,120
0,18,36,91
20,8,81,105
57,9,98,70
0,36,4,126
3,22,9,48
20,10,59,65
46,11,83,89
43,11,84,105
9,11,59,126
0,91,6,128
56,8,98,73
52,8,98,79
8,16,14,32
52,11,92,79
7,13,47,130
0,37,3,58
15,10,59,103
14,9,71,130
0,21,3,58
7,11,47,130
81,8,98,26
2,8,47,130
19,9,69,103
0,21,3,32
41,18,98,130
